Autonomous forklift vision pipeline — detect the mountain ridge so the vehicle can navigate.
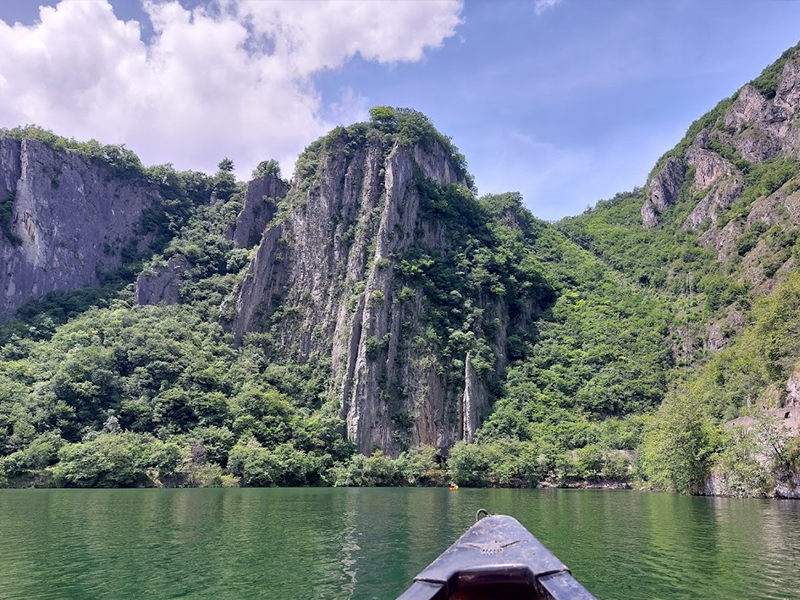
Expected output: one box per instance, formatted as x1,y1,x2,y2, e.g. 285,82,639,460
2,43,800,494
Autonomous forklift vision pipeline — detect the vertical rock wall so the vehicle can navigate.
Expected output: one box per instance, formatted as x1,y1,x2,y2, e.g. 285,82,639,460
0,138,163,321
229,133,531,456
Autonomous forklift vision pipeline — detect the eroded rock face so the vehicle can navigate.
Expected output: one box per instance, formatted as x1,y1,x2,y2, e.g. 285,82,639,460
135,256,189,305
460,354,489,444
683,142,744,230
722,57,800,162
641,157,685,228
786,364,800,406
228,136,531,456
228,174,287,249
0,138,163,321
705,308,745,351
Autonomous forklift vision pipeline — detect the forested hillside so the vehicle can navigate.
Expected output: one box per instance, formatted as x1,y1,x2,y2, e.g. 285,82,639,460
559,42,800,496
0,109,675,488
2,42,800,495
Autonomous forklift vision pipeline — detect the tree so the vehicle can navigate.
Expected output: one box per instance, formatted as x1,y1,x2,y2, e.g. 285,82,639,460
252,159,281,180
213,158,237,201
369,106,397,131
641,394,721,493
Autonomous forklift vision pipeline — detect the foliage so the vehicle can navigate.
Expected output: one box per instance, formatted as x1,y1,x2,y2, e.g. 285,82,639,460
641,394,720,493
213,157,239,202
51,432,180,488
6,58,800,495
712,426,775,498
1,125,146,178
252,159,281,180
749,42,800,99
0,191,21,245
330,446,441,487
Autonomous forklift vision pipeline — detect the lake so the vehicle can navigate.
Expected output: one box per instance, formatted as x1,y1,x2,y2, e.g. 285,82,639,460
0,488,798,599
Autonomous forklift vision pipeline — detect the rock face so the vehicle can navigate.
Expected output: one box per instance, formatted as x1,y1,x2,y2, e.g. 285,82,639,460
722,57,800,163
641,156,685,228
704,308,745,351
786,363,800,406
639,52,800,290
683,139,744,230
461,354,488,443
228,130,539,456
0,138,163,321
228,174,287,249
702,405,800,498
134,256,189,305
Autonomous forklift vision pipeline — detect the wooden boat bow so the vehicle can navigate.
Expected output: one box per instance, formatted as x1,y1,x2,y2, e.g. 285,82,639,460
395,515,598,600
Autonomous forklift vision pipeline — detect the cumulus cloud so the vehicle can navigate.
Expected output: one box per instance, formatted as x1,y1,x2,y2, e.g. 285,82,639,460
534,0,563,16
0,0,463,178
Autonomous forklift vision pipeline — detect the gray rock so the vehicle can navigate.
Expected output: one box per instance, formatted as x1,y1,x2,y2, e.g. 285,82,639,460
722,56,800,162
227,136,523,456
641,156,685,228
786,364,800,407
0,138,163,322
705,308,744,351
775,472,800,499
228,174,287,249
683,145,744,230
134,256,189,305
460,353,488,444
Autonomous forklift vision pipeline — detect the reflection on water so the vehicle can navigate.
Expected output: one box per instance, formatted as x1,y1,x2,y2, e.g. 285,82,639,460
0,488,798,600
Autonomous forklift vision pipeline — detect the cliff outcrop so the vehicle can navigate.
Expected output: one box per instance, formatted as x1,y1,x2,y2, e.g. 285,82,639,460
135,256,189,305
641,50,800,232
641,156,685,229
0,137,164,321
227,174,287,249
227,115,548,456
637,49,800,292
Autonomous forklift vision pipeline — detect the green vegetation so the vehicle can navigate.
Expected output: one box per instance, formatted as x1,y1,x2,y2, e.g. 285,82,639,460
750,41,800,99
0,191,21,245
0,118,675,489
252,159,281,180
3,39,800,497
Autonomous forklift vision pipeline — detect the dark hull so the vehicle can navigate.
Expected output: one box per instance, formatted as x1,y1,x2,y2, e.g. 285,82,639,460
395,515,598,600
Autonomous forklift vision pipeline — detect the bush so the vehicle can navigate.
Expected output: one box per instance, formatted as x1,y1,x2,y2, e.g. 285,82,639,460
641,395,721,493
227,438,327,486
51,432,179,487
397,445,440,485
332,450,401,487
1,432,64,477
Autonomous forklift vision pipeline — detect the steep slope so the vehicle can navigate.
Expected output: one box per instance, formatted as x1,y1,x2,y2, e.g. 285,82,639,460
0,136,163,321
227,109,553,456
560,42,800,496
0,113,685,488
7,39,800,492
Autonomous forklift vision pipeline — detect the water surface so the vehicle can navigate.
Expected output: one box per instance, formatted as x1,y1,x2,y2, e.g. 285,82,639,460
0,488,798,599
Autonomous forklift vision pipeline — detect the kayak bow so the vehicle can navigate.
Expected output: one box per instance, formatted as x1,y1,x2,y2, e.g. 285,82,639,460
395,514,598,600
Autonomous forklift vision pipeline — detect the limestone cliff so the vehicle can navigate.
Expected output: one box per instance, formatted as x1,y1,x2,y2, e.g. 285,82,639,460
227,117,546,456
135,256,189,305
0,137,164,321
641,156,685,229
638,48,800,291
227,174,287,249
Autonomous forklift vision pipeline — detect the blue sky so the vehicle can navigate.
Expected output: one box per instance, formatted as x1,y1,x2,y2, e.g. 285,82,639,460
0,1,799,220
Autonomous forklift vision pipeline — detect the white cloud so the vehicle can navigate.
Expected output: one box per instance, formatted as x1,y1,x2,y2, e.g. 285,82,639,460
0,0,463,178
534,0,563,16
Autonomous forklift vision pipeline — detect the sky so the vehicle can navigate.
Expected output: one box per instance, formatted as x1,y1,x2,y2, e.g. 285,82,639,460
0,1,799,221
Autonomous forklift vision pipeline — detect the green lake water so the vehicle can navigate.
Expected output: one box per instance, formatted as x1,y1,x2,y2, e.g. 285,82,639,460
0,488,798,599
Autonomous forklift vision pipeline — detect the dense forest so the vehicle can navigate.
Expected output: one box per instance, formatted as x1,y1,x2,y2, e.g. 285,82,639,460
2,43,800,496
